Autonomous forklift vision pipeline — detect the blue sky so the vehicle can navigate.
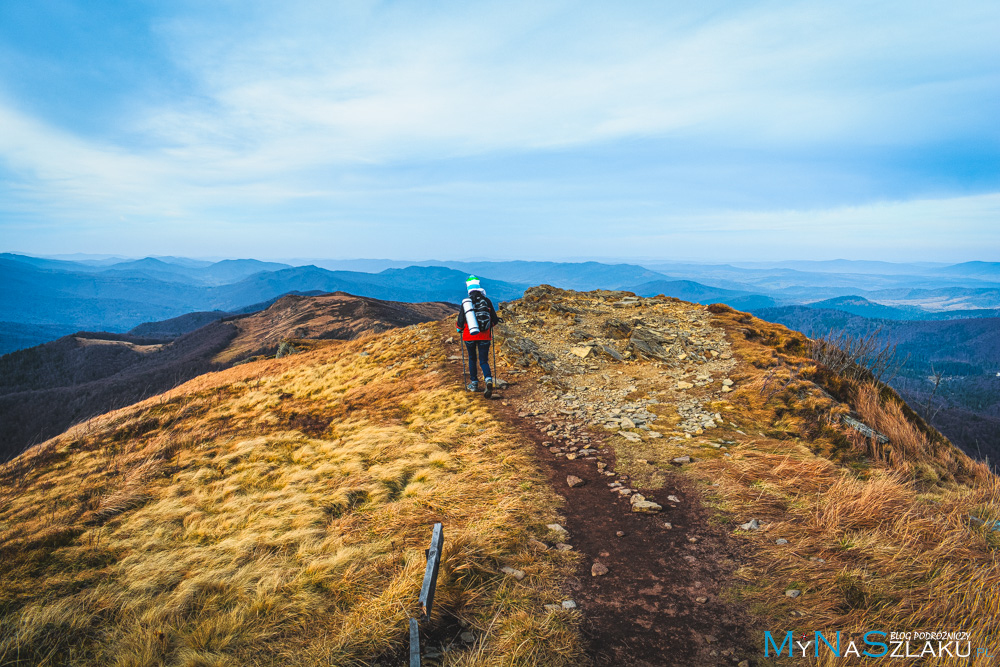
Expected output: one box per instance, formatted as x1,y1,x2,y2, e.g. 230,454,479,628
1,0,998,262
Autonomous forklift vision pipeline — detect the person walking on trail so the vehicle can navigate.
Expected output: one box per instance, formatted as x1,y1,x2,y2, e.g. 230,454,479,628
456,275,500,398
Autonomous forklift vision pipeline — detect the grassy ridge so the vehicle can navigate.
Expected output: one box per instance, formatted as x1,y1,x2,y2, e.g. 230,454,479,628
0,323,581,666
694,308,1000,665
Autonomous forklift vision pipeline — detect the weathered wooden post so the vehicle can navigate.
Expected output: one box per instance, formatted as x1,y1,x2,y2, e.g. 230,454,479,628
419,522,444,621
409,618,421,667
410,522,444,666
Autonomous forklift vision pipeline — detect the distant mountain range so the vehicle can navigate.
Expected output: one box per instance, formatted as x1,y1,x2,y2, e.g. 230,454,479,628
2,253,998,357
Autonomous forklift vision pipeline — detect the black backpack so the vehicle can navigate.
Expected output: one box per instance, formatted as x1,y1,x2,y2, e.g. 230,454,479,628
470,291,493,333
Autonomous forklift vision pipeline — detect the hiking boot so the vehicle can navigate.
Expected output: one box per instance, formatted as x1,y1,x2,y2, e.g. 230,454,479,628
484,377,494,399
466,380,478,392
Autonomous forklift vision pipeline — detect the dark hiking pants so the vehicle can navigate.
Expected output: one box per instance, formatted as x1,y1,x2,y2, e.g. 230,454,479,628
466,340,492,381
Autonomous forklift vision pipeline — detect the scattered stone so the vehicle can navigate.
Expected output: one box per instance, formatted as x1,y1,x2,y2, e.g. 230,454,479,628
547,523,567,533
776,538,789,545
631,500,663,513
619,431,642,442
528,539,549,551
739,661,750,667
785,589,802,598
501,566,525,580
704,634,717,643
667,495,681,503
591,561,609,577
672,456,691,464
620,416,636,429
740,519,760,531
688,537,698,543
544,604,561,612
676,381,694,390
569,346,593,358
663,522,673,529
566,475,585,488
616,531,626,537
556,543,573,551
599,345,624,361
722,378,734,386
695,596,708,603
461,631,475,643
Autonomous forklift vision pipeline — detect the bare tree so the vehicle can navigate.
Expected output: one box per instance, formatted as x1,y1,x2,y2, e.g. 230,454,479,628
924,363,945,421
810,326,907,385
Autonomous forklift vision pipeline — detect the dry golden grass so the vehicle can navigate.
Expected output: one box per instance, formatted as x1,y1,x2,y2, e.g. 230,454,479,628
0,322,582,666
679,307,1000,665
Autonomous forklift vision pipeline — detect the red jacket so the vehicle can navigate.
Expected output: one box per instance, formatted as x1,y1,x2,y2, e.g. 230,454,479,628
457,293,498,341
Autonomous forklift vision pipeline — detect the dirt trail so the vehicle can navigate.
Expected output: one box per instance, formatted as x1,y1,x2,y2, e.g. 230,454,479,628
442,288,766,666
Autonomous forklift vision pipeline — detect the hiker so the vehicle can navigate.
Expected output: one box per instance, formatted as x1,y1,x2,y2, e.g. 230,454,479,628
457,275,500,397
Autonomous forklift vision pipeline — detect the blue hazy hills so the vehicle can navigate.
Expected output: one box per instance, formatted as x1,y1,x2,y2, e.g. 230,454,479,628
2,252,999,355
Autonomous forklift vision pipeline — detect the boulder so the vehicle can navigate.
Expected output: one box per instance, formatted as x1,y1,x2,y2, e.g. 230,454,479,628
627,326,675,362
499,331,555,370
601,318,634,339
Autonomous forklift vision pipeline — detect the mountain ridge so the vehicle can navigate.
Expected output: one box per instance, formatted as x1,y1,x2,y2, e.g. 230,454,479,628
0,292,454,463
1,286,995,665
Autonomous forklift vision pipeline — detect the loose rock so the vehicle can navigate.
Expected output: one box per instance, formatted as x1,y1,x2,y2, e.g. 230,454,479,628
631,500,663,513
591,561,609,577
566,475,585,488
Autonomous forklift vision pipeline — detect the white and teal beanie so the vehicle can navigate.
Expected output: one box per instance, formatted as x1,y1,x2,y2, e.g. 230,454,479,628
466,275,484,293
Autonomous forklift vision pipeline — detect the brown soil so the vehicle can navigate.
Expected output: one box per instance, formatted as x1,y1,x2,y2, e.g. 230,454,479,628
442,318,764,666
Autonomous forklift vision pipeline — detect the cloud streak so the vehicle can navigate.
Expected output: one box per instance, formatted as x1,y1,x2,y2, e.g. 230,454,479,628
0,0,997,259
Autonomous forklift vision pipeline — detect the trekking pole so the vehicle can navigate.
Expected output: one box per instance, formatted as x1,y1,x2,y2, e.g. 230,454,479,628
492,332,498,385
460,336,467,389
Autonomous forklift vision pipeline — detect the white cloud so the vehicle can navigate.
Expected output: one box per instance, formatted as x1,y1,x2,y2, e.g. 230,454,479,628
0,0,997,257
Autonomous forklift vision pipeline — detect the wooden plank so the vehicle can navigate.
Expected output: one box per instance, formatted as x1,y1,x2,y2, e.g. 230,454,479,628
409,617,421,667
418,522,444,621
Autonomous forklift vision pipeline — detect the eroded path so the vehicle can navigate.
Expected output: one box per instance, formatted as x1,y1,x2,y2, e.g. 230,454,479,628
447,287,762,666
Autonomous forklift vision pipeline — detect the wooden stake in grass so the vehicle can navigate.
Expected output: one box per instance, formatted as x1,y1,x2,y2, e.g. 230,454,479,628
419,523,444,622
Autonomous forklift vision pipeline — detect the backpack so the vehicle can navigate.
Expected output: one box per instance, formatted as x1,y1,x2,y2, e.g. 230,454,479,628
469,291,493,333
